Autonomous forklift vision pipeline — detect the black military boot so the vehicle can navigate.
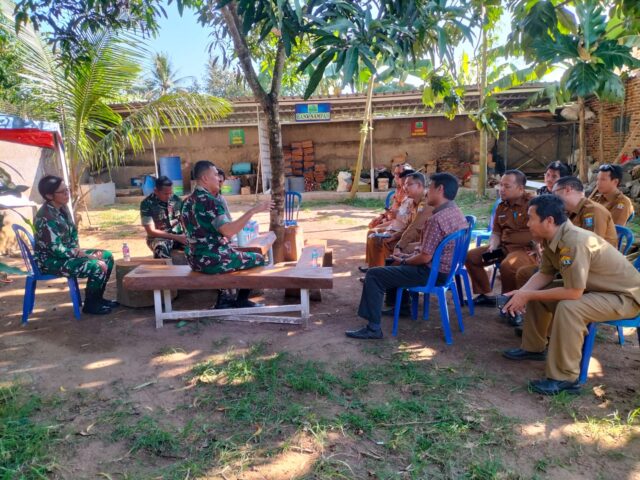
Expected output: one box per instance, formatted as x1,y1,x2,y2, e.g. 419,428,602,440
99,284,119,308
214,289,236,309
235,289,264,308
82,288,112,315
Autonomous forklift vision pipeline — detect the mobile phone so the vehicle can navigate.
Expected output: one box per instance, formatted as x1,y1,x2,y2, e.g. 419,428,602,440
481,248,505,265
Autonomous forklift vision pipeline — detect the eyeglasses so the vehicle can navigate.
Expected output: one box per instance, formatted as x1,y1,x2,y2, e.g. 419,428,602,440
598,164,613,172
54,188,70,195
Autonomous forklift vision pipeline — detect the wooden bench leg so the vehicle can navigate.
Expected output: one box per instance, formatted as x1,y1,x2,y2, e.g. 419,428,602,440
154,290,164,329
163,289,173,313
268,246,274,266
300,289,310,327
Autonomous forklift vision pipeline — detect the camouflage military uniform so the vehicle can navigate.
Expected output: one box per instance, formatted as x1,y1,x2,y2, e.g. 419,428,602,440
140,193,184,258
180,186,265,274
34,202,113,291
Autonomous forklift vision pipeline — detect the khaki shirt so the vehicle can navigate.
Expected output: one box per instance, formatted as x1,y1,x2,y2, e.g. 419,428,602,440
592,189,634,226
396,199,434,252
539,222,640,307
492,192,534,252
569,198,617,247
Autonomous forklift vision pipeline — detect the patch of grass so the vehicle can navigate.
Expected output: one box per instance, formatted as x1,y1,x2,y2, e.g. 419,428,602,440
111,416,181,457
86,204,140,229
155,346,187,356
0,385,57,478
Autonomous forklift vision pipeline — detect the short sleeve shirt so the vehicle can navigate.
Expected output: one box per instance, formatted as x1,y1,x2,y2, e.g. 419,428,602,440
180,186,231,258
569,198,617,247
492,192,534,251
140,193,183,236
592,189,634,226
539,221,640,306
420,201,468,274
34,202,78,271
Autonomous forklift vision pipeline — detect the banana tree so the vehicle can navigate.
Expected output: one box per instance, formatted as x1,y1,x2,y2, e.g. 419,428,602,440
509,0,640,181
2,1,231,207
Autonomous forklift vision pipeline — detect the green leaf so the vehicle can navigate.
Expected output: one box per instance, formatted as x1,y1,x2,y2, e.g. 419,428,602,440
303,52,333,99
576,0,606,52
422,86,435,108
597,70,625,103
556,7,577,35
593,40,636,69
564,62,599,97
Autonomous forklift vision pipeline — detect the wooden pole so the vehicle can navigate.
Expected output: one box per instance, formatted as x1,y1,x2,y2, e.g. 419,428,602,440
350,75,376,199
477,6,488,197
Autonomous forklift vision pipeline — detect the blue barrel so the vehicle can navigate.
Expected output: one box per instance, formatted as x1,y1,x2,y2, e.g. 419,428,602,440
159,156,184,195
142,175,156,196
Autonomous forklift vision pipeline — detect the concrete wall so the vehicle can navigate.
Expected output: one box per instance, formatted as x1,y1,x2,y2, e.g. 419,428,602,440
585,75,640,163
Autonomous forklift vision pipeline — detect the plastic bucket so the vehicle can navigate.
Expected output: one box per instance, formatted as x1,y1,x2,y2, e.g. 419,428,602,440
159,156,184,195
288,176,305,193
231,162,252,175
378,178,389,191
142,175,156,196
222,178,241,195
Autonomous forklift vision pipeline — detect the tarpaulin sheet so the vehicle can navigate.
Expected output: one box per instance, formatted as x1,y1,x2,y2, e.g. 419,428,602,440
0,128,56,149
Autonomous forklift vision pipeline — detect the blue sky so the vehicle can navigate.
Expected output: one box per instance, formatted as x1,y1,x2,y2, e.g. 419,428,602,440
146,2,212,84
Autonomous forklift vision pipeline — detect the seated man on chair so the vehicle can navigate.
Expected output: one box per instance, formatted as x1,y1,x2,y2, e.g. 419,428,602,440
592,164,634,225
34,175,117,315
140,175,187,259
465,169,536,307
502,195,640,395
345,173,467,340
536,161,570,195
180,161,272,308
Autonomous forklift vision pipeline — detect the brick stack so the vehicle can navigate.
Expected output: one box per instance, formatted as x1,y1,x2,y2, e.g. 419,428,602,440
290,142,304,176
424,159,437,175
437,157,461,177
283,146,293,176
301,140,315,182
314,162,327,184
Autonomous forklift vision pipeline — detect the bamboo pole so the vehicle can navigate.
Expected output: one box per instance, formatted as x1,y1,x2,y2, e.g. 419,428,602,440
349,76,376,199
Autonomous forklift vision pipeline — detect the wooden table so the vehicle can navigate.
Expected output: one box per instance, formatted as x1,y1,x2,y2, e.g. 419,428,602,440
233,231,276,265
115,257,176,308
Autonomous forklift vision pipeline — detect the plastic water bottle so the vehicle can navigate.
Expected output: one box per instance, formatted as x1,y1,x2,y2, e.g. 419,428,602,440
311,249,319,268
122,243,131,262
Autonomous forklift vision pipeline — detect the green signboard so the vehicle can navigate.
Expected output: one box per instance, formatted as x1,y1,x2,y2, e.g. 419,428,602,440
229,129,245,145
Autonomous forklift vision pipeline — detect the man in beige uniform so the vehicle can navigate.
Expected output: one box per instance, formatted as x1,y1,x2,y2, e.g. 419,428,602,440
592,164,634,225
514,176,617,293
465,169,536,305
502,195,640,395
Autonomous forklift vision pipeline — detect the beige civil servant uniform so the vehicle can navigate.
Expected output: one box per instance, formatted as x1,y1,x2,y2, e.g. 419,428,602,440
521,221,640,382
592,189,634,226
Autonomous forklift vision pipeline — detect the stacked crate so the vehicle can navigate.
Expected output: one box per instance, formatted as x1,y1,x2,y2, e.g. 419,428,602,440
283,146,293,176
301,140,315,182
314,163,327,184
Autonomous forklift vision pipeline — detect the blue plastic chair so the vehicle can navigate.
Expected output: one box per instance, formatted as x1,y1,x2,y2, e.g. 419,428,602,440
455,215,477,315
384,189,396,210
470,197,501,247
12,224,82,324
578,256,640,383
627,211,635,224
392,229,467,345
284,191,302,227
616,225,634,255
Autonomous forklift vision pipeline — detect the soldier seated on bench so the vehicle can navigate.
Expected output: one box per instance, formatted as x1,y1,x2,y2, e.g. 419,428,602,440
140,175,187,259
180,160,273,309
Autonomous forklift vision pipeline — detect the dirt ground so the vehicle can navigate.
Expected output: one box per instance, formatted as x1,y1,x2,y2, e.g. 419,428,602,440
0,203,639,480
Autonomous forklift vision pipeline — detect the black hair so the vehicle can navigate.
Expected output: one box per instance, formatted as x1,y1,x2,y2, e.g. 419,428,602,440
399,169,416,178
598,164,623,184
529,194,567,225
193,160,216,180
155,175,173,189
503,169,527,187
406,172,426,187
217,168,226,181
546,161,570,177
554,176,584,192
38,175,63,201
430,172,459,200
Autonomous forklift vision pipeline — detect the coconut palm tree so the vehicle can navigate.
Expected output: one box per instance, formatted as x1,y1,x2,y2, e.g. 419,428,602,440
0,2,231,205
144,51,192,98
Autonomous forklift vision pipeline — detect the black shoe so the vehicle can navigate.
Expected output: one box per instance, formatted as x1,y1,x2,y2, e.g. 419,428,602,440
528,378,581,396
82,301,112,315
101,298,120,308
473,294,496,307
514,326,523,338
235,299,265,308
345,326,383,340
381,306,411,317
507,313,523,327
502,348,546,361
359,277,365,284
358,266,369,273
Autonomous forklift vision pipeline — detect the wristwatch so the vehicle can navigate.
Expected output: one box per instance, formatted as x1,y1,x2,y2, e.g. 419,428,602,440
400,258,407,265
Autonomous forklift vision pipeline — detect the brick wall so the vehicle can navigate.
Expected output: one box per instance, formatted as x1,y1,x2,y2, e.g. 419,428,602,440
585,74,640,163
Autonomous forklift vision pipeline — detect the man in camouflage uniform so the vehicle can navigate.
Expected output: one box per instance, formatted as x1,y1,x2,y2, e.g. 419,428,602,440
180,161,272,308
140,175,186,258
34,175,116,315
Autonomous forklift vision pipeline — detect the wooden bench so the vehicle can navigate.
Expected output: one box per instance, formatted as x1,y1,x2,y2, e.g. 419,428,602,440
123,259,332,328
285,242,332,301
234,231,276,265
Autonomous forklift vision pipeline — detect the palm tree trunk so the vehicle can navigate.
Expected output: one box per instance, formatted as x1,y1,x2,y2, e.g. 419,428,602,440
578,96,587,182
349,75,375,199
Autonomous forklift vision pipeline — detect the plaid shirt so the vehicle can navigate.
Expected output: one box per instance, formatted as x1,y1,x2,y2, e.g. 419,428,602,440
420,201,467,273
